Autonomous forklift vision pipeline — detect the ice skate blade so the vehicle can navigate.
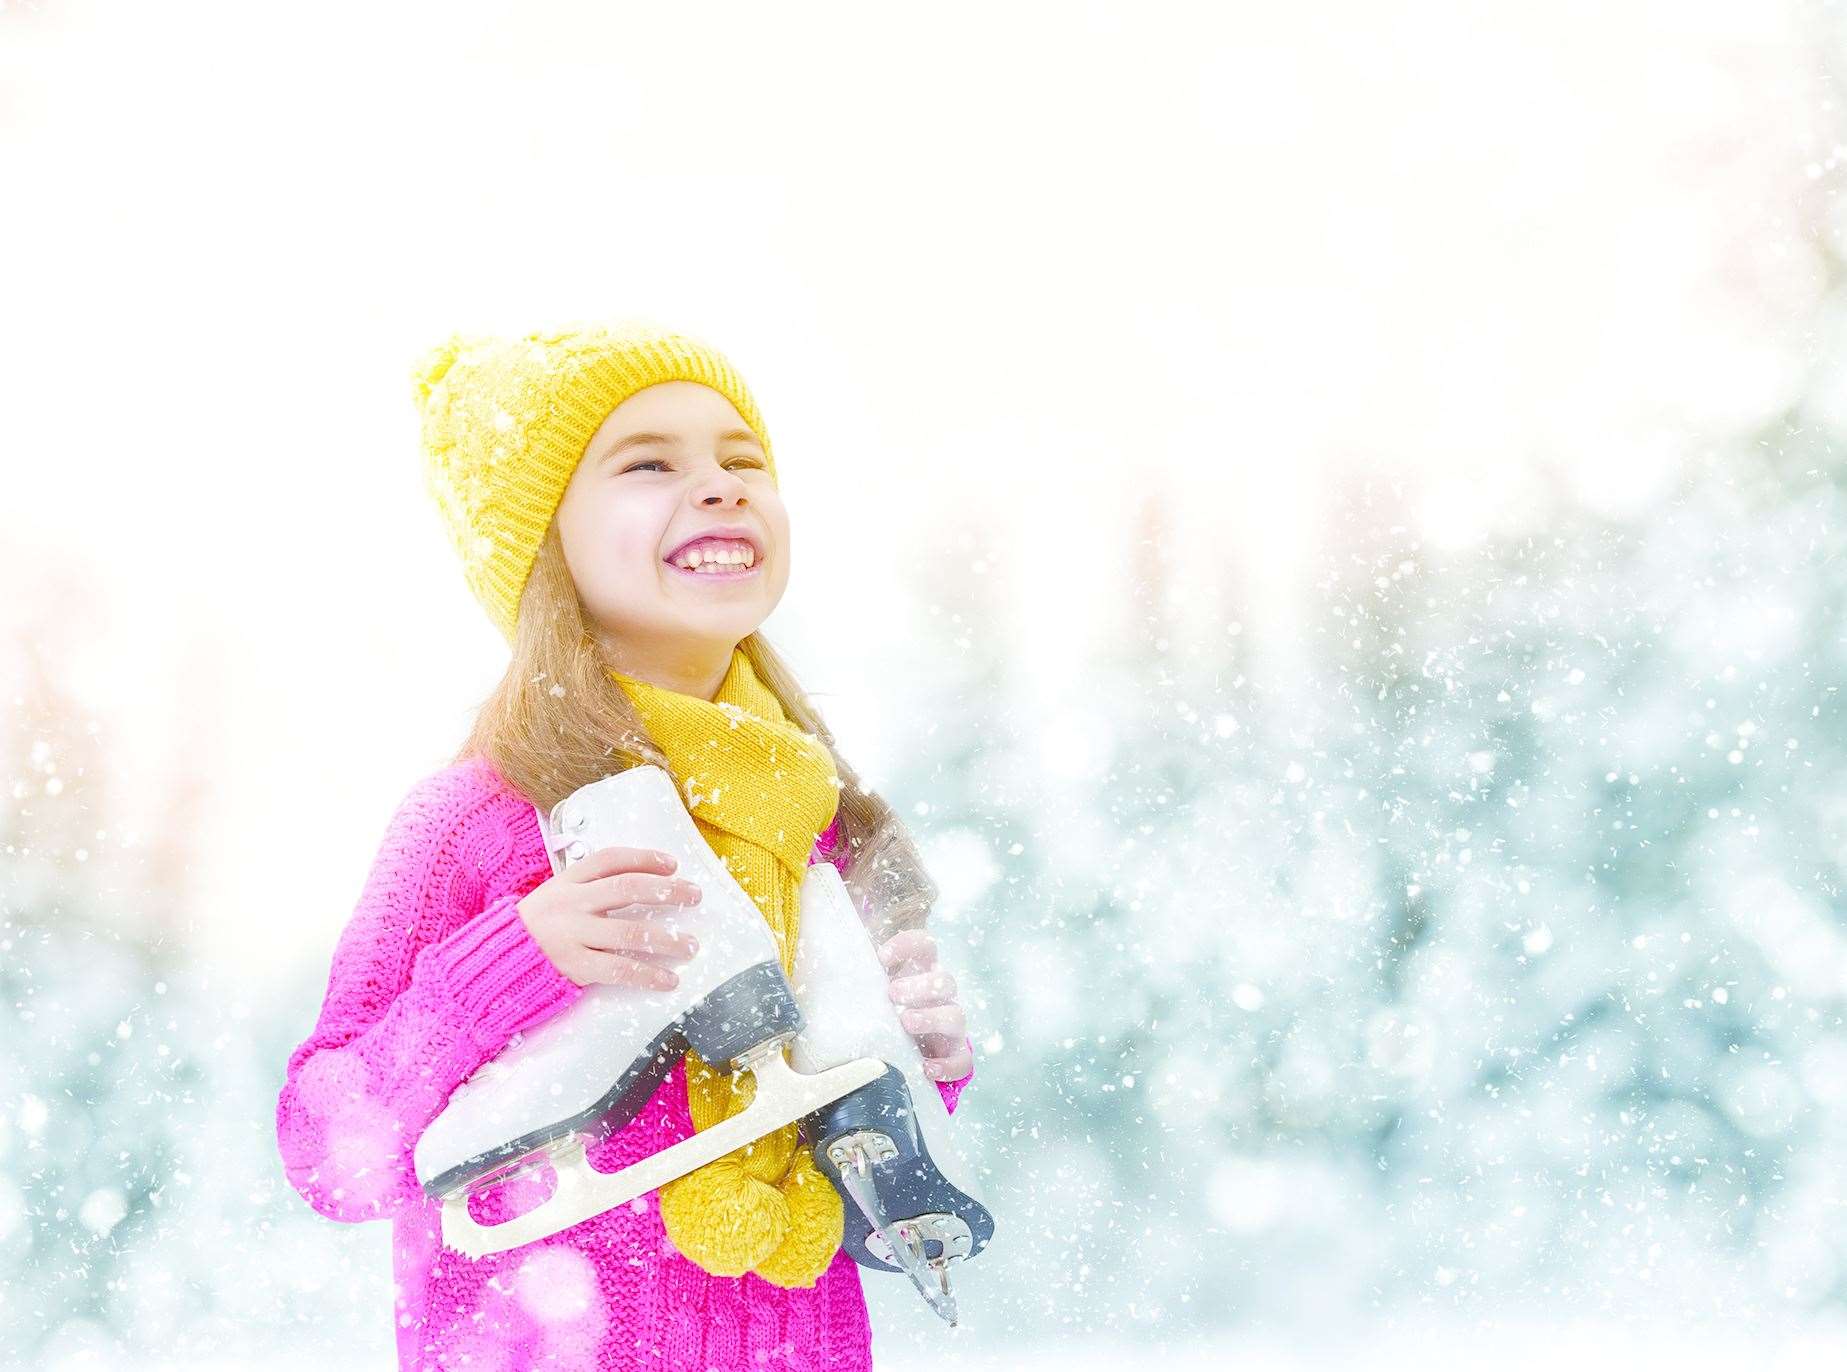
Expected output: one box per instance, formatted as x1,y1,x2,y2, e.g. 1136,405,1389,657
806,1068,996,1276
835,1149,966,1324
436,1051,887,1259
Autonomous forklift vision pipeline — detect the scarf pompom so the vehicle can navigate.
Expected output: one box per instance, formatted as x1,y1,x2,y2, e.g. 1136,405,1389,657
751,1145,847,1288
657,1148,794,1277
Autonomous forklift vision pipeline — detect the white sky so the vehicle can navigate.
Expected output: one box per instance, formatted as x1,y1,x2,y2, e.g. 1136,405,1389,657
1,0,1841,983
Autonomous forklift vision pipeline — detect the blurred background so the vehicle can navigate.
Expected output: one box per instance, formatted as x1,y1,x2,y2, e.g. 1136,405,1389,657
4,0,1847,1366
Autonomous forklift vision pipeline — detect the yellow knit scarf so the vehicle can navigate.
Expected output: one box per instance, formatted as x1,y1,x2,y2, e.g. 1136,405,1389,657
608,646,845,1286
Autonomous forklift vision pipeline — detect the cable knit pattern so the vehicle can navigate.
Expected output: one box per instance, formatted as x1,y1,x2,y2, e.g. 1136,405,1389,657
276,754,973,1371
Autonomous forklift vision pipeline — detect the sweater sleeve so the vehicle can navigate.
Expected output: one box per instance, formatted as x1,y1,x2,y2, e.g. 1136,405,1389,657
275,764,586,1224
810,819,974,1115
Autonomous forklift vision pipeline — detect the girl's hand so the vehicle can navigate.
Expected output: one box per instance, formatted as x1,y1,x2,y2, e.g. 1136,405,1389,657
878,928,972,1082
518,845,705,990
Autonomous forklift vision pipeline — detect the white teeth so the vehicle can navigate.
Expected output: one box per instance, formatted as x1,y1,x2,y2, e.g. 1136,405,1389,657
673,539,756,571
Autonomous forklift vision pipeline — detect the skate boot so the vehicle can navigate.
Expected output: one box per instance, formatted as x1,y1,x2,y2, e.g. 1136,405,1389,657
412,763,886,1259
788,859,996,1325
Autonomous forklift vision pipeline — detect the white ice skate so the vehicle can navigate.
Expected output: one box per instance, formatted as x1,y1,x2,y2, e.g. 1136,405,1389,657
788,862,996,1325
412,764,887,1260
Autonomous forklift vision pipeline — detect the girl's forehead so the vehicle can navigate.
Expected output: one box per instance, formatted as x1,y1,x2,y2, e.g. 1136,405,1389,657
595,382,754,441
615,379,740,418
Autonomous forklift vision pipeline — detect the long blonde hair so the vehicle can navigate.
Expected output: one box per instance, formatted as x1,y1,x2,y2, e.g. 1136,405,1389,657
451,520,939,942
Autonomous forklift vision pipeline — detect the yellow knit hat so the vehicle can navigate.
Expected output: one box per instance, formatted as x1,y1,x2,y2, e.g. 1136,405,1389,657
410,319,779,644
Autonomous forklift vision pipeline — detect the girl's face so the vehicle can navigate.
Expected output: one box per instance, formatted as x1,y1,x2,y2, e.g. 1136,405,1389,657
554,381,790,674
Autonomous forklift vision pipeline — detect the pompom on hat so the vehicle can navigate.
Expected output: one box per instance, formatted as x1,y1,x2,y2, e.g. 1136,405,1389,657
410,320,779,644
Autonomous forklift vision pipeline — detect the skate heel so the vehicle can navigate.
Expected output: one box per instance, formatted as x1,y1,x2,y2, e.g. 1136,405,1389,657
677,960,804,1066
804,1066,996,1272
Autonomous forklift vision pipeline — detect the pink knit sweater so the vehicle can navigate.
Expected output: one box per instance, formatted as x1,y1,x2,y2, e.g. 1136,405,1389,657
276,755,973,1371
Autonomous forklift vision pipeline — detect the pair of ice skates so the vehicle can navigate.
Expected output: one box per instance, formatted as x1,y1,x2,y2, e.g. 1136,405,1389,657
411,764,995,1324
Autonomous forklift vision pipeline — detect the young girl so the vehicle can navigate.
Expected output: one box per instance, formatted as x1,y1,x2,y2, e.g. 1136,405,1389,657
275,321,976,1371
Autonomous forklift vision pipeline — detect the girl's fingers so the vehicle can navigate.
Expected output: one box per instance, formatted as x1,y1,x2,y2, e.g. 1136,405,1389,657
898,1004,965,1041
887,969,957,1007
566,846,677,883
578,913,699,961
877,929,936,973
587,873,702,914
921,1045,974,1081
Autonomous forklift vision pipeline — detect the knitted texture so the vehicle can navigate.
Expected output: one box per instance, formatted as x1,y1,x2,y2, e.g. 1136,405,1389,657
612,648,846,1285
276,754,972,1372
410,321,778,646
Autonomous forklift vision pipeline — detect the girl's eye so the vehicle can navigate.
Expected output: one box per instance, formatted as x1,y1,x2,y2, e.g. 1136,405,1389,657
621,458,765,474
